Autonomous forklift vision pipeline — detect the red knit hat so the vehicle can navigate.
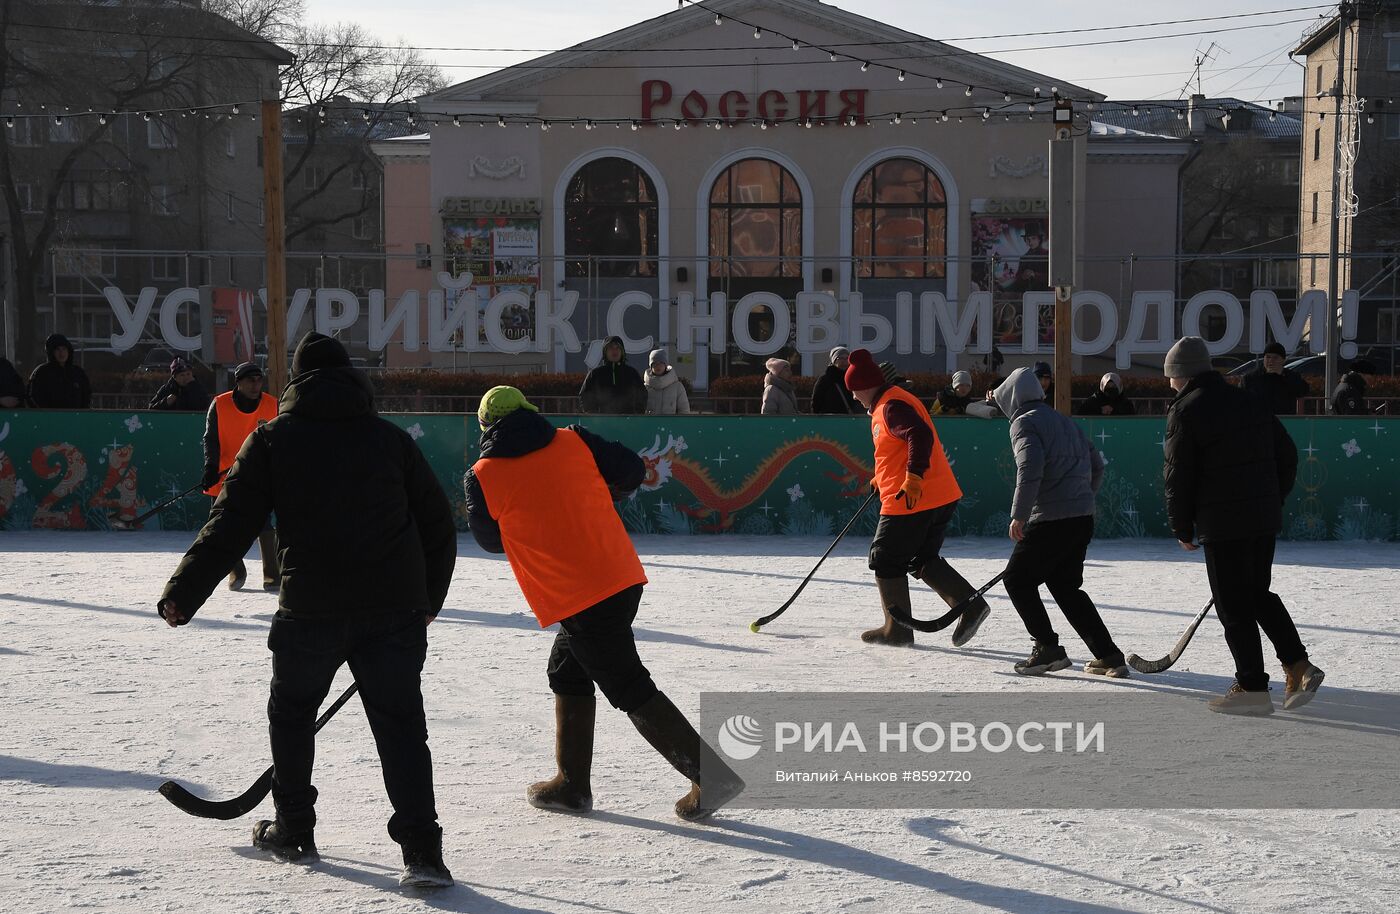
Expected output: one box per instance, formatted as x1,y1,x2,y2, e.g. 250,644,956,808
844,348,885,392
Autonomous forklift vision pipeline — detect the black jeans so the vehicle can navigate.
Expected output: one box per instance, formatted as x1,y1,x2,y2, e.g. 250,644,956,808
547,583,658,713
1203,535,1308,691
267,610,438,847
1003,515,1122,661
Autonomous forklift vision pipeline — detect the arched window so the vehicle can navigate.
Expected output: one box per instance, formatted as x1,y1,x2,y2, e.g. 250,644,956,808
709,158,801,277
564,157,658,277
852,158,946,278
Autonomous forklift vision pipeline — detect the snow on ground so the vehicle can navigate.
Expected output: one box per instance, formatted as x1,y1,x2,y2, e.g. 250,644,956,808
2,531,1398,914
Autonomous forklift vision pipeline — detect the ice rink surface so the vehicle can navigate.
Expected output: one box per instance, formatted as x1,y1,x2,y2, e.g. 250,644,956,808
2,531,1398,913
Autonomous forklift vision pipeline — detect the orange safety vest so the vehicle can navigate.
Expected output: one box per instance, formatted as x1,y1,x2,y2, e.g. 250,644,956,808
473,428,647,628
870,385,962,516
205,391,278,496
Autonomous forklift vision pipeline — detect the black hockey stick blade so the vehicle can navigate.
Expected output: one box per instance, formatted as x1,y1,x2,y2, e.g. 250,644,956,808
888,570,1006,633
158,682,359,819
1126,599,1215,674
751,489,878,632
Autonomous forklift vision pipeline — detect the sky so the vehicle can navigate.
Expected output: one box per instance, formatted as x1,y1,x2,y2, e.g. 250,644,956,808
299,0,1333,104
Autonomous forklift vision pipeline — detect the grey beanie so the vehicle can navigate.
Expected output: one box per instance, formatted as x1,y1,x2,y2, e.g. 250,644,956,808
1164,336,1213,379
951,370,972,388
648,347,669,366
829,346,850,364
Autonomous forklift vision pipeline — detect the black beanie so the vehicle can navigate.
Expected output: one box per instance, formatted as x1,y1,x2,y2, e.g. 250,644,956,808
291,331,351,378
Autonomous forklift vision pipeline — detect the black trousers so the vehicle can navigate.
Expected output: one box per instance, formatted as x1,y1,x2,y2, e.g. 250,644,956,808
267,610,438,847
547,583,659,713
869,501,963,581
1003,515,1122,661
1203,535,1308,691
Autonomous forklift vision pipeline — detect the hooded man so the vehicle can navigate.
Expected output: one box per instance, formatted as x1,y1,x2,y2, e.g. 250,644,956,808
27,333,91,409
463,387,744,821
579,335,646,414
1331,369,1369,415
1076,373,1137,417
157,331,458,886
644,348,690,415
810,347,856,414
149,358,211,412
0,356,23,408
992,367,1127,677
1164,336,1323,715
932,370,974,416
1244,342,1309,416
844,348,991,648
202,361,279,591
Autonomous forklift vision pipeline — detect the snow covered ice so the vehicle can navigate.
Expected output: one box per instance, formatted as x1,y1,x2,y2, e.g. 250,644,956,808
2,531,1398,913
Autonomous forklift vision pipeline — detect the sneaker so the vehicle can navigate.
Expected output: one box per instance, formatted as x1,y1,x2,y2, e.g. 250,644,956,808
1085,657,1131,679
1207,682,1274,716
399,837,453,889
1014,643,1072,676
951,601,991,648
251,820,317,863
1282,659,1325,710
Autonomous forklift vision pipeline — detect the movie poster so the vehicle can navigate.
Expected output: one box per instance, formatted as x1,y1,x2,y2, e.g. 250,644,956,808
969,212,1053,348
443,217,540,342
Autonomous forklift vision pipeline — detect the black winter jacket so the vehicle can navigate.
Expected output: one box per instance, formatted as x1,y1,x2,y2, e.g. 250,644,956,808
1076,389,1137,416
931,387,973,416
1164,371,1297,545
463,410,645,554
0,357,24,405
810,365,856,414
1243,366,1309,415
149,377,211,412
1331,372,1368,415
27,334,91,409
162,367,457,621
578,337,646,414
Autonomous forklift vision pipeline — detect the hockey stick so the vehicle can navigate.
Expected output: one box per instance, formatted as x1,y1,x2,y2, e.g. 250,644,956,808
110,472,224,530
1126,598,1215,674
749,489,878,632
888,570,1005,633
158,682,360,819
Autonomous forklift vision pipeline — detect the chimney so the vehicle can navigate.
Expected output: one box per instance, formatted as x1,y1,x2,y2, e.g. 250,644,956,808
1187,95,1206,135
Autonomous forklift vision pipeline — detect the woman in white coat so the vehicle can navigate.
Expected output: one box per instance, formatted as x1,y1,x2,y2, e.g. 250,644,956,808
644,348,691,415
760,358,799,416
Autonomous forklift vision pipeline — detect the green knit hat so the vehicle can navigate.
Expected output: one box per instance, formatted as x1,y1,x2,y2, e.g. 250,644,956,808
478,385,538,426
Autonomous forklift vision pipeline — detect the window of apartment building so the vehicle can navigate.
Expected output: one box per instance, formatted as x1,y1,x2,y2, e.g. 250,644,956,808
48,118,79,144
1384,113,1400,140
149,184,177,216
147,119,177,150
226,191,235,221
1314,128,1321,160
1316,66,1323,95
16,183,38,213
10,117,39,147
1389,37,1400,71
1254,260,1298,289
1312,192,1320,224
1270,158,1299,184
151,256,182,282
226,133,236,158
1309,257,1317,287
352,213,371,240
415,242,431,269
55,248,117,277
303,164,325,190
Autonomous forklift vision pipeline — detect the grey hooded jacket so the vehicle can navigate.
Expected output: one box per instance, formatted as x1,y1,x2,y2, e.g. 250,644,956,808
992,367,1104,524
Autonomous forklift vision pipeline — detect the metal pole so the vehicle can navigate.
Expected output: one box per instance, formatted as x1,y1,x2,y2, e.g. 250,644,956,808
261,95,289,396
1324,3,1351,411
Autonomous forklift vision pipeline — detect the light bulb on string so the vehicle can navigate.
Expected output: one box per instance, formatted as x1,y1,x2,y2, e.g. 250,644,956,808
541,121,550,131
143,112,151,121
498,115,506,127
936,79,944,89
940,111,948,122
964,86,972,97
860,61,869,72
98,114,107,125
231,104,239,115
792,39,800,51
453,115,460,126
829,51,837,62
714,12,722,25
1131,106,1139,116
897,70,905,82
631,120,639,130
893,113,902,125
753,26,761,39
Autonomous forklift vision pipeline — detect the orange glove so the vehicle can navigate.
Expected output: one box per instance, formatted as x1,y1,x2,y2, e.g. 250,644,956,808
869,476,879,497
895,472,923,510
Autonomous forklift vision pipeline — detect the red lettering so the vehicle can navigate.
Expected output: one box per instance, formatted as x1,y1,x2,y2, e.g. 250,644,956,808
838,89,868,125
798,90,828,121
641,79,673,124
719,90,749,121
680,89,709,123
757,90,788,121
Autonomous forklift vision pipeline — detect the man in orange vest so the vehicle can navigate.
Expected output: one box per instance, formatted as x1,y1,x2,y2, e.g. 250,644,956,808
202,361,279,590
845,349,990,647
464,386,744,821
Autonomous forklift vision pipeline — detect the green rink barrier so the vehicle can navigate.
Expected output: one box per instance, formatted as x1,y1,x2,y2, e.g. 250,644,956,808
0,410,1394,541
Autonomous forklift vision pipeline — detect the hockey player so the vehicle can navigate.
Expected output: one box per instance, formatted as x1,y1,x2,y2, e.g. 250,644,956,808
991,367,1127,677
844,348,990,648
464,386,744,821
158,332,458,887
1163,336,1324,714
202,361,279,590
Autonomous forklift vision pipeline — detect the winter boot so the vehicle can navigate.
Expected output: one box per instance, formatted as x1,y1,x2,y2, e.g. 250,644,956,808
862,577,915,646
1207,682,1274,716
251,819,317,863
1282,659,1325,711
527,694,595,813
259,530,280,593
399,829,453,889
1085,655,1131,679
950,599,992,648
227,558,247,591
628,692,745,822
913,562,990,648
1014,642,1072,676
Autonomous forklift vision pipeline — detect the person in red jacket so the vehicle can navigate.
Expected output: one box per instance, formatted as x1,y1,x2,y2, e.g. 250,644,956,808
844,349,990,647
464,386,744,822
